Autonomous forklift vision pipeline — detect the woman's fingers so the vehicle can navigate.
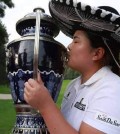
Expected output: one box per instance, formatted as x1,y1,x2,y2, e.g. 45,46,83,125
37,71,44,85
24,90,28,102
27,78,37,88
24,82,32,91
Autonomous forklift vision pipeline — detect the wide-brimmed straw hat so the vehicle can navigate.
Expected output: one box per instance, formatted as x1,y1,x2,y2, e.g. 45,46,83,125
49,0,120,44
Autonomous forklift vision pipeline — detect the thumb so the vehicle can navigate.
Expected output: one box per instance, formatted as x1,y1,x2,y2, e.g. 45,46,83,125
37,70,44,84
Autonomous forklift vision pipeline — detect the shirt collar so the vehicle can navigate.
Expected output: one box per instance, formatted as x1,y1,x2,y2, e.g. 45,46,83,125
83,66,112,86
73,66,112,92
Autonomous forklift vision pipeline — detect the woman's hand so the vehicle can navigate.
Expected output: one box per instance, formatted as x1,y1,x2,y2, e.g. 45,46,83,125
24,73,53,114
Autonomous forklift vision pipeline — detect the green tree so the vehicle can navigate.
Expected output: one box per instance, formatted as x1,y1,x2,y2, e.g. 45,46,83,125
64,67,80,80
0,0,14,84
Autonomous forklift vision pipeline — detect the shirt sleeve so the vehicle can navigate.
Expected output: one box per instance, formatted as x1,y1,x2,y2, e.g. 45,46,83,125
83,83,120,134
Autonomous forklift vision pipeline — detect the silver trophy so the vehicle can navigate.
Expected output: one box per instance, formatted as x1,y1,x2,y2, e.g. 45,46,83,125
6,8,67,134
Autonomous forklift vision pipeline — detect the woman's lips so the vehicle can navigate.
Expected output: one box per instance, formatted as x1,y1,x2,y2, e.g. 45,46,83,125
65,50,70,63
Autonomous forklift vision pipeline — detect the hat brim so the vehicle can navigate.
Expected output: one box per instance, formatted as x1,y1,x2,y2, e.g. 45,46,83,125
49,0,120,44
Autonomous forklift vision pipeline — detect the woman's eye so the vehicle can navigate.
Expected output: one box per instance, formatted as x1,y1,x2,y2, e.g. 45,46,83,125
74,41,78,43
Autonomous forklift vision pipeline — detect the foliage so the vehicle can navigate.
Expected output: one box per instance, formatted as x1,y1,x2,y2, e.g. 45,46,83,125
0,0,14,84
0,84,10,94
57,80,71,106
0,100,15,134
64,67,80,80
0,21,8,43
0,22,8,84
0,0,14,17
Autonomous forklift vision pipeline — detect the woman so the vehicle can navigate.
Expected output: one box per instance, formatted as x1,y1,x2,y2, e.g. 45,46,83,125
24,1,120,134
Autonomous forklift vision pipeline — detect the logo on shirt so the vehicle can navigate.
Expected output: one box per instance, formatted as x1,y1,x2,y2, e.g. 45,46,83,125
95,112,120,127
74,98,86,111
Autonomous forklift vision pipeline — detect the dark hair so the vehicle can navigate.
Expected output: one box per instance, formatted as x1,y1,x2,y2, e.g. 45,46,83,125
86,31,120,75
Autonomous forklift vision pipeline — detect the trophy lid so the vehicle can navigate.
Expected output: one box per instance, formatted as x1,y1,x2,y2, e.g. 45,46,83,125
16,7,60,38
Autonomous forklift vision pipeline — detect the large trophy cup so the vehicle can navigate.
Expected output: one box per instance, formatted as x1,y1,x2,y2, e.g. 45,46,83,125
6,8,67,134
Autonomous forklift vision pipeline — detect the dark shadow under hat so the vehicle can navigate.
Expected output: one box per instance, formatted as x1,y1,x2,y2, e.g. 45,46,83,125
49,0,120,45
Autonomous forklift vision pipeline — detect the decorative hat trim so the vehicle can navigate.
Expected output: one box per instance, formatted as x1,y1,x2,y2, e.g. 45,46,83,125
49,0,120,44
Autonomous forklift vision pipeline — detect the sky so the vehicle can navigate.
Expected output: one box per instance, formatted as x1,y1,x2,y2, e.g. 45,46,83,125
2,0,120,47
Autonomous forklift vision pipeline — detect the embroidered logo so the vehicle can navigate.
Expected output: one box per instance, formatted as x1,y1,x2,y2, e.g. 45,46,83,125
95,112,120,127
64,92,71,100
74,98,86,111
66,92,70,97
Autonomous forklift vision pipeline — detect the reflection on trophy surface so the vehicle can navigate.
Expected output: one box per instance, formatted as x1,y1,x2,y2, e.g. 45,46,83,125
6,7,67,134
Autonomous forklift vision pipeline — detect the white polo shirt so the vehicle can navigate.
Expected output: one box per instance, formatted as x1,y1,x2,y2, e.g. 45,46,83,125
61,66,120,134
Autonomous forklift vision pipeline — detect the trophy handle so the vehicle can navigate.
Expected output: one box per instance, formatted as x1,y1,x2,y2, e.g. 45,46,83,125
33,7,44,80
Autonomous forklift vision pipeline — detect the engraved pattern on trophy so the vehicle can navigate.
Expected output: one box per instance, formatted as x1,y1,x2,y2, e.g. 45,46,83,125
6,7,67,134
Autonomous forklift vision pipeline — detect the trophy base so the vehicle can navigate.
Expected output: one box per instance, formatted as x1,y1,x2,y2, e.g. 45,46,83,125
12,104,49,134
12,128,48,134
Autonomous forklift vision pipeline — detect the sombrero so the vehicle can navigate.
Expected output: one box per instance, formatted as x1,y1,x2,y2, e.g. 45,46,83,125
49,0,120,44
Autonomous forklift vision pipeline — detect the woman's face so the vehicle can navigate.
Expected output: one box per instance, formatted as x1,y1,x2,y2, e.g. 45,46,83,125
67,30,95,72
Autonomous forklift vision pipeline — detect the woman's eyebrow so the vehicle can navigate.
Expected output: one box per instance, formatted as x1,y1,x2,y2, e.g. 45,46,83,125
73,36,80,39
